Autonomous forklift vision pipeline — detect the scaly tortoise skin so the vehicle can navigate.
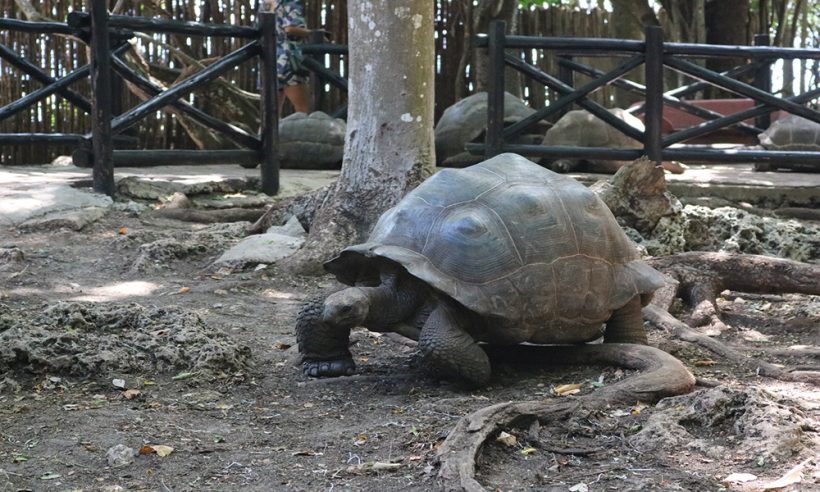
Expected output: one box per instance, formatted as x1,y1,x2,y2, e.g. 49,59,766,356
296,153,665,386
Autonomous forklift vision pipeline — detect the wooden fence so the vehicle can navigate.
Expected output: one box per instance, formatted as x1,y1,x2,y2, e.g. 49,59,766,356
1,1,615,165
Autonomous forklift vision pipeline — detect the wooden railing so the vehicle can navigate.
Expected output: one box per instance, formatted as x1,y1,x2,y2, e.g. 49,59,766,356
0,0,347,196
474,21,820,170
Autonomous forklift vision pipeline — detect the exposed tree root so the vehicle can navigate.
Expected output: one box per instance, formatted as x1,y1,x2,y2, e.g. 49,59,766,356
644,305,820,385
648,252,820,332
247,185,331,235
152,208,267,223
435,344,695,492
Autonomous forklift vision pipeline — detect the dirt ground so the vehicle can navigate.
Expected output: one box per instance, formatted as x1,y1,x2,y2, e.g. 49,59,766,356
0,180,818,491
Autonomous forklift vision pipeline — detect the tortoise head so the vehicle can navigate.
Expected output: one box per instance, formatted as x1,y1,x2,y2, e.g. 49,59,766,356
322,288,370,328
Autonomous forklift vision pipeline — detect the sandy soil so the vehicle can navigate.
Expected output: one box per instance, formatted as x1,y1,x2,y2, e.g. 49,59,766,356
0,201,817,491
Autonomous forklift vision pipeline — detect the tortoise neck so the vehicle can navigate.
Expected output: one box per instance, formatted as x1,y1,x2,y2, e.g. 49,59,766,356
361,273,429,330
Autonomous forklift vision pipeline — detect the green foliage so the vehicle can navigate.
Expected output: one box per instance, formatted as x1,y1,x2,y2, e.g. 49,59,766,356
519,0,564,8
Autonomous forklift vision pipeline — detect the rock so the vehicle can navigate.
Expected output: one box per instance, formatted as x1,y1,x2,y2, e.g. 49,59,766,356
266,215,307,238
0,302,252,376
215,232,305,267
631,387,813,464
18,206,108,232
0,247,24,271
106,444,137,468
590,157,682,235
638,205,819,262
112,200,148,216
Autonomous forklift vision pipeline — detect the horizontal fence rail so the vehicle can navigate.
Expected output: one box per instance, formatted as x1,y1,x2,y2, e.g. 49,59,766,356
475,21,820,170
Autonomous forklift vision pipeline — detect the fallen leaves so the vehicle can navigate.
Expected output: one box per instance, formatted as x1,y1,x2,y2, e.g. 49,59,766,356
344,461,401,475
139,444,174,457
761,459,807,490
172,371,199,381
553,383,582,397
496,431,517,447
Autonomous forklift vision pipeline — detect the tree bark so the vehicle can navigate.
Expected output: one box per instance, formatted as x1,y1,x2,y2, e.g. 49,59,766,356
705,0,750,97
283,0,436,275
610,0,659,107
472,0,520,95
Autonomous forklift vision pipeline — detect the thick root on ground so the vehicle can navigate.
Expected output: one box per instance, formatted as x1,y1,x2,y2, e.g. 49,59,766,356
648,253,820,331
435,344,695,492
645,252,820,385
644,305,820,385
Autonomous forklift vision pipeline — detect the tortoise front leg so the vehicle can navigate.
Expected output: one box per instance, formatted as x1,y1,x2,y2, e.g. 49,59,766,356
603,296,647,344
296,294,355,377
419,299,491,387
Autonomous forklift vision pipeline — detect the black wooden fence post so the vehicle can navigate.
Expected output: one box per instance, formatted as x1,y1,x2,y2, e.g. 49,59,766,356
485,20,506,158
309,29,325,112
89,0,114,196
557,54,574,119
753,34,772,130
643,25,664,164
258,11,279,195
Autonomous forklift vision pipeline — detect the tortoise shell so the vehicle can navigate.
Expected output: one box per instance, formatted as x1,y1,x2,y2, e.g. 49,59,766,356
758,115,820,151
325,153,664,343
542,108,643,149
279,111,345,170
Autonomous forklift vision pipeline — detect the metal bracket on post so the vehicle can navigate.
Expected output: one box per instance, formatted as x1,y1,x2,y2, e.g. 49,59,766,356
89,0,114,196
485,20,506,158
258,11,279,195
643,25,664,164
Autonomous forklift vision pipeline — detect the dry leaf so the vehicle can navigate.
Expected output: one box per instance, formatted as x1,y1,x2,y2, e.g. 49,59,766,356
520,447,537,455
118,227,127,235
153,445,174,457
122,389,141,400
138,445,156,455
693,359,716,366
112,378,126,389
346,462,401,474
761,460,806,489
723,472,757,483
273,341,291,350
292,450,323,456
496,431,517,447
178,287,190,294
554,383,582,396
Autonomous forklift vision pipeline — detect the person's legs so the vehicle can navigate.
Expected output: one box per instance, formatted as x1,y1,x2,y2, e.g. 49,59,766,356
281,83,311,114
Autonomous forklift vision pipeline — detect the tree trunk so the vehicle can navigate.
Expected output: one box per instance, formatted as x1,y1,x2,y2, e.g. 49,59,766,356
472,0,520,95
705,0,750,97
610,0,659,107
283,0,436,275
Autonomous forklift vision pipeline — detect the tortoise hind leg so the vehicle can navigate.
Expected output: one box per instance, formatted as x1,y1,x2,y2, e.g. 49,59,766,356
603,296,647,344
419,299,491,387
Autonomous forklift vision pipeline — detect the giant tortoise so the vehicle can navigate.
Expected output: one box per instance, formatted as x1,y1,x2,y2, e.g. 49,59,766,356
435,92,545,167
755,114,820,172
296,153,665,387
542,108,684,174
279,111,345,170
